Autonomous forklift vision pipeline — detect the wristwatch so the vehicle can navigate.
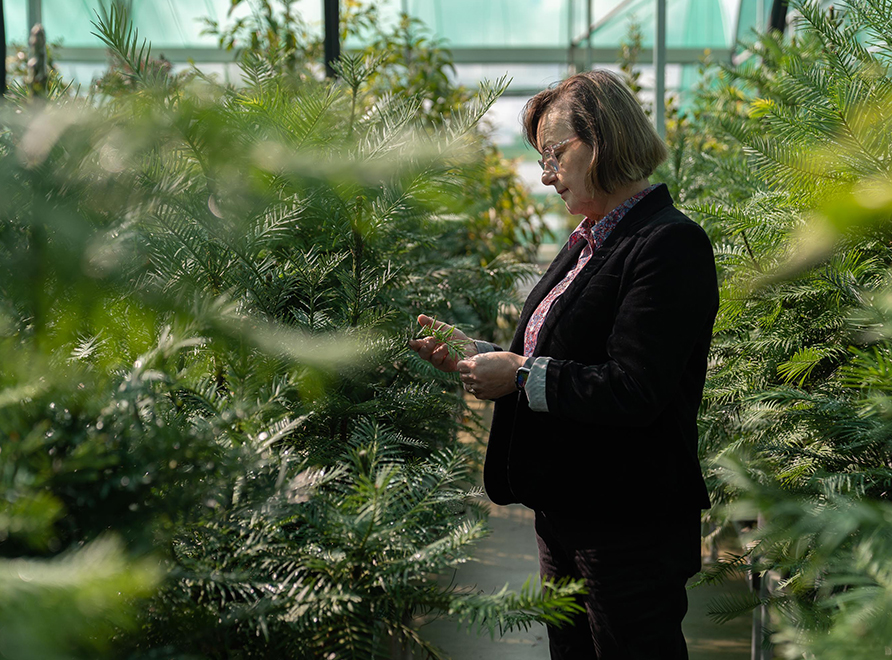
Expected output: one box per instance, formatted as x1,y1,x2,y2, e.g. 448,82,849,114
515,357,534,391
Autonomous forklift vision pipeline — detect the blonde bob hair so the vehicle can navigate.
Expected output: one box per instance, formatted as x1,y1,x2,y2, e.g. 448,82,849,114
522,70,667,195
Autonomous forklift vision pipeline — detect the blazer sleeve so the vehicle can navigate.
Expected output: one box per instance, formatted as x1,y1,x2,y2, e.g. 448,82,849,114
543,220,718,426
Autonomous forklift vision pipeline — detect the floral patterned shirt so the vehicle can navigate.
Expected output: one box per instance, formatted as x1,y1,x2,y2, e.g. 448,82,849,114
522,184,659,357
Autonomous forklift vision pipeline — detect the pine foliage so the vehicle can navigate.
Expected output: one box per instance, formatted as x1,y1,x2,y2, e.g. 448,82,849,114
676,2,892,656
0,8,580,659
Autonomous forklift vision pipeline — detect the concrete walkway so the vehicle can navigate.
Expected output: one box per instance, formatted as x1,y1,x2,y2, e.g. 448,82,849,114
419,501,752,659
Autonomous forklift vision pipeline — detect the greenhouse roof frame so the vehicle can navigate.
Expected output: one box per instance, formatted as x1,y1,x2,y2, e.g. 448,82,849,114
7,0,786,95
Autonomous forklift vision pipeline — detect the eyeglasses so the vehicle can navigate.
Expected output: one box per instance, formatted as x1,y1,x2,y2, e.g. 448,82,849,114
537,136,579,173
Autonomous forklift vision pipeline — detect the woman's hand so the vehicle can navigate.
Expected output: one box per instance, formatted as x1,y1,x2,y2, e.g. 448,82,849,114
457,352,527,400
408,314,478,373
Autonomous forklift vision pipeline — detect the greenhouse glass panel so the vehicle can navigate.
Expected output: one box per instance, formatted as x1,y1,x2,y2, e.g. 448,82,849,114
10,1,755,54
40,1,109,49
129,0,225,48
23,0,267,49
6,0,846,59
15,0,846,95
4,1,28,44
404,0,570,48
736,0,769,41
585,0,738,49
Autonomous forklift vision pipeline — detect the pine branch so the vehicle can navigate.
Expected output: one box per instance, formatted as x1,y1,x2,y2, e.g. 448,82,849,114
705,591,765,624
91,5,165,89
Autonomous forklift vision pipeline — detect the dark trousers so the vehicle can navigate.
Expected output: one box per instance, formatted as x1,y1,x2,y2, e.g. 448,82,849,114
535,509,701,660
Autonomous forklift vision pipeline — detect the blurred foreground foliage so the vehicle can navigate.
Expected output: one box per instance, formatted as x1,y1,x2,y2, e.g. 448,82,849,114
203,0,552,268
661,1,892,657
0,6,578,659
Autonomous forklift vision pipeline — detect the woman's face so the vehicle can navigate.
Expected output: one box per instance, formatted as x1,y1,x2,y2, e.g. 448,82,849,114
536,106,608,219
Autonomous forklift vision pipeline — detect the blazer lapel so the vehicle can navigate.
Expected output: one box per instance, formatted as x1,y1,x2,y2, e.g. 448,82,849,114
508,239,585,353
531,247,611,356
528,185,675,356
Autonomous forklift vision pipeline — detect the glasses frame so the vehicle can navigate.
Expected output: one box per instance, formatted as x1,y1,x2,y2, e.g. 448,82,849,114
537,136,580,173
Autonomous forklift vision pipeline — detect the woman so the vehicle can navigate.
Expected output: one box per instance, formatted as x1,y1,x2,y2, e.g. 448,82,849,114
409,70,718,659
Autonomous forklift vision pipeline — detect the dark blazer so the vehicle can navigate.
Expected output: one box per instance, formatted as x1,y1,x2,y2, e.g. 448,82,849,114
484,185,718,519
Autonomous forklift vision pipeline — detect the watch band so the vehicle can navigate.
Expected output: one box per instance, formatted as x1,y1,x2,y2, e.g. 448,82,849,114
515,357,534,391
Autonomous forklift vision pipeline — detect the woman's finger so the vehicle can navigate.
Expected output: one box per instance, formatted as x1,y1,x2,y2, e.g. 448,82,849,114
409,336,434,360
417,313,450,332
430,343,452,367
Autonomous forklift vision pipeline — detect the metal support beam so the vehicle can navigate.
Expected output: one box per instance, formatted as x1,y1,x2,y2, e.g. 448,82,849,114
323,0,340,78
28,0,42,29
769,0,789,33
1,0,6,98
732,0,744,52
53,46,242,63
572,0,634,48
750,568,762,660
654,0,666,139
584,0,592,71
567,0,576,75
751,512,772,660
50,45,732,67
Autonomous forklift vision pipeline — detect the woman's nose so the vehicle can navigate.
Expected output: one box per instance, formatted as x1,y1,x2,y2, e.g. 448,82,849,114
541,167,557,186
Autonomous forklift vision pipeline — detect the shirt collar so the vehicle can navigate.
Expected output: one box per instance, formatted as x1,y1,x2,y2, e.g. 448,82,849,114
568,183,659,250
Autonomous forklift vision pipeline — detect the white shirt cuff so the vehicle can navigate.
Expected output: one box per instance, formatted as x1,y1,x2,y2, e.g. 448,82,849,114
525,357,550,412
